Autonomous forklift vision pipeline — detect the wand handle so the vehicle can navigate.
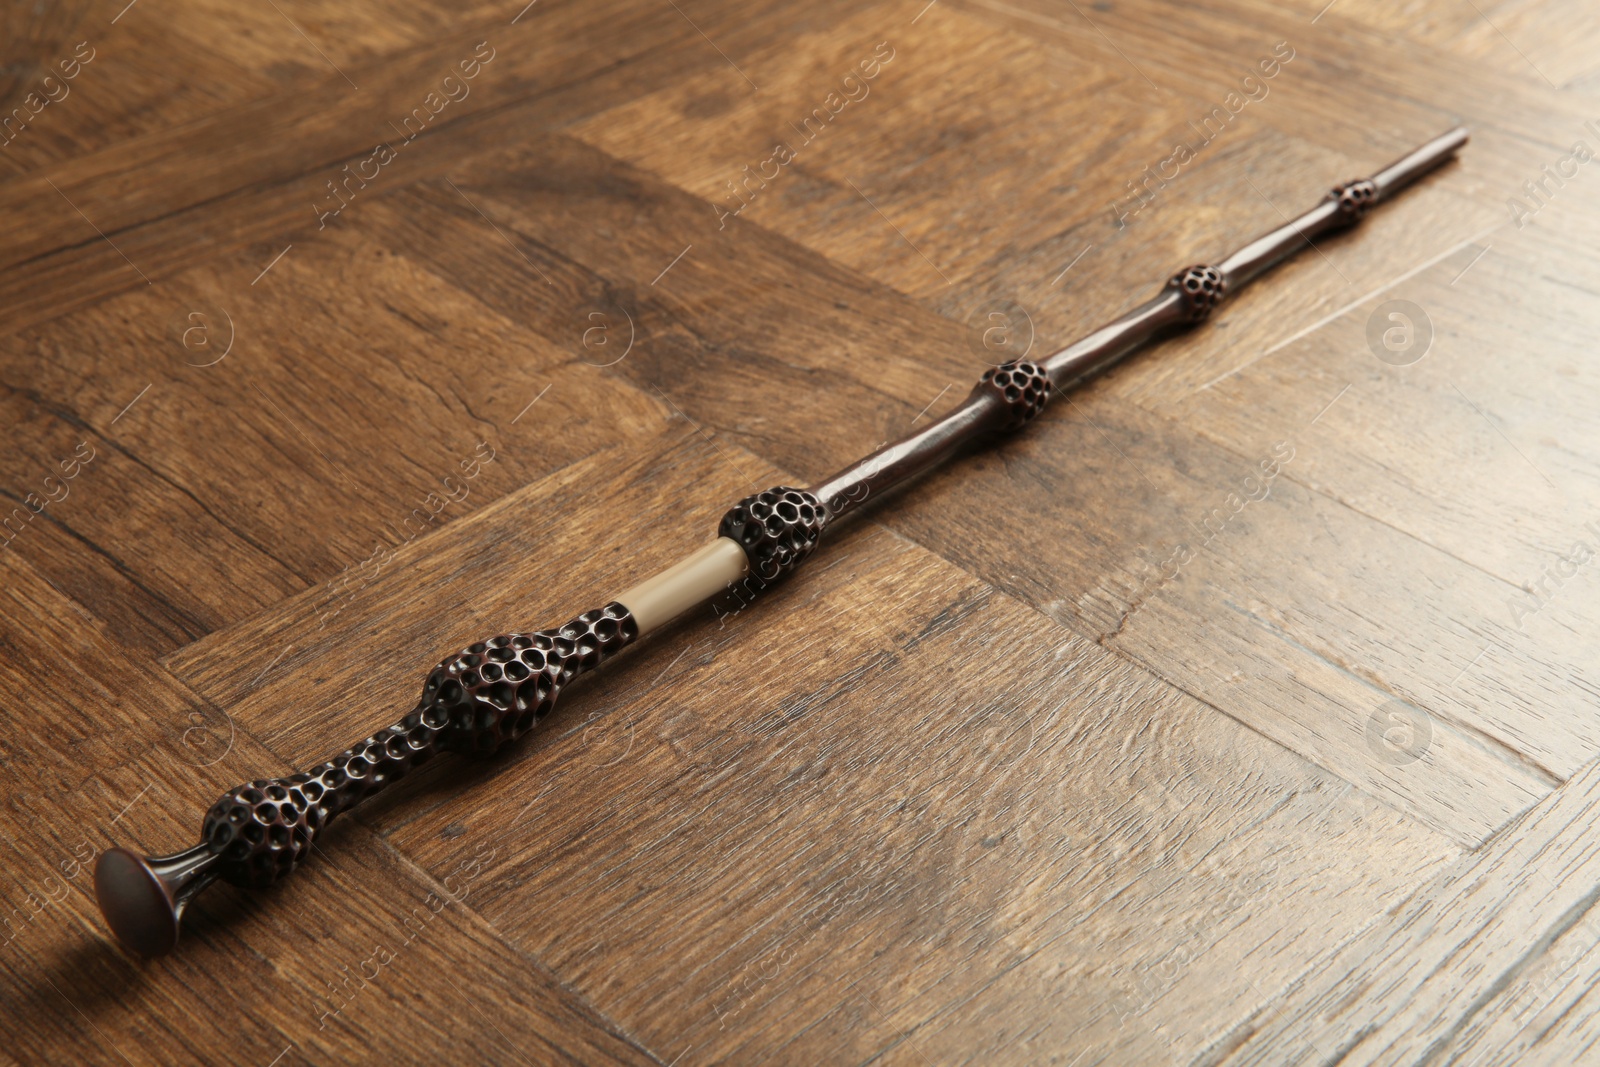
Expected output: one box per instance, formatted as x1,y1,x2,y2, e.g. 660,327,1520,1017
96,606,638,956
96,127,1467,956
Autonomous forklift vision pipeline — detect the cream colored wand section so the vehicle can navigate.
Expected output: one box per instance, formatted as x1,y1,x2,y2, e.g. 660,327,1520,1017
614,537,750,634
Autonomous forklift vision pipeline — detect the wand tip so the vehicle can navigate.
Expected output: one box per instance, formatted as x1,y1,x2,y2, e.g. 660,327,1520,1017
1371,125,1471,196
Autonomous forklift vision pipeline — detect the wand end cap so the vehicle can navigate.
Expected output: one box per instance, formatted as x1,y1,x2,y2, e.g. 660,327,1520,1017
96,847,182,957
95,842,220,957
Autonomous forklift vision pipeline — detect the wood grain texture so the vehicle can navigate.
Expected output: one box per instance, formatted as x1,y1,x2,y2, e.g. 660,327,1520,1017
1207,749,1600,1065
5,0,1600,1062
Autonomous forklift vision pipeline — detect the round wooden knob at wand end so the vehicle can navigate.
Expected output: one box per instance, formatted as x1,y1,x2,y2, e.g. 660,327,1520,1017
95,843,220,957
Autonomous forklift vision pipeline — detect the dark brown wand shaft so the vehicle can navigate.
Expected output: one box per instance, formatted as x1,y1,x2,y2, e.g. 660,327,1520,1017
96,126,1468,956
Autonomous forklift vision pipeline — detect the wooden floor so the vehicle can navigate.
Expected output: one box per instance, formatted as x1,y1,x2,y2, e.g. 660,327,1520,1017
4,0,1600,1062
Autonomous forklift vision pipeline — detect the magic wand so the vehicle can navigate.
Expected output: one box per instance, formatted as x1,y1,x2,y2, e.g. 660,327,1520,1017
96,126,1470,956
